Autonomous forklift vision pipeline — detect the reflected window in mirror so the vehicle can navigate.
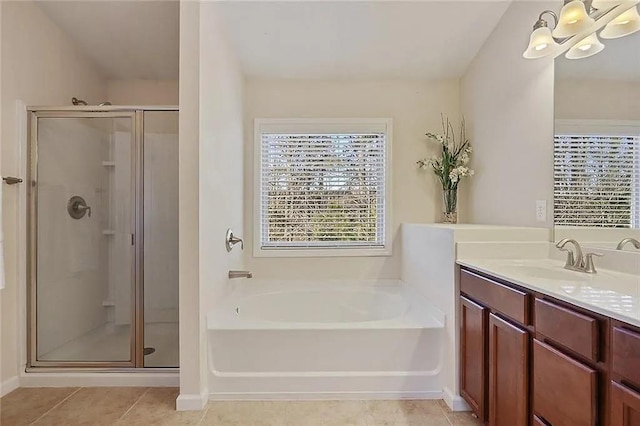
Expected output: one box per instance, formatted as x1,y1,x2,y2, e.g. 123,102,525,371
554,128,640,227
554,29,640,246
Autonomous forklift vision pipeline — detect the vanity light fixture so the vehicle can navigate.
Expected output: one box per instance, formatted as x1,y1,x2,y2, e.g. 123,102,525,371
565,33,606,58
523,11,560,58
553,0,596,38
600,5,640,38
524,0,640,60
591,0,623,9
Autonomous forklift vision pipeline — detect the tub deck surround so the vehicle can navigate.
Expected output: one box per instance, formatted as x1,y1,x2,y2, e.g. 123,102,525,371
206,280,446,400
207,280,444,330
399,223,552,412
456,258,640,328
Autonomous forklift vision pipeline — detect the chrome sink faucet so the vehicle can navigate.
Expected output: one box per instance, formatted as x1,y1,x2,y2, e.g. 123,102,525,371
555,238,603,274
616,238,640,251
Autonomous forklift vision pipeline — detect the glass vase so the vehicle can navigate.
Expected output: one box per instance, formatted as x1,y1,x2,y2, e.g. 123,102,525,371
442,188,458,224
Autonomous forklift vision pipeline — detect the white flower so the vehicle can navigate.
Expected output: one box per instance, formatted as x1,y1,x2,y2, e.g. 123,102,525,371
450,166,474,181
426,133,446,145
459,152,470,165
464,145,473,154
449,169,460,183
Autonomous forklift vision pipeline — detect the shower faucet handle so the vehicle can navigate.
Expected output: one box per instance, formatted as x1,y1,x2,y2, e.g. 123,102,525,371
225,228,244,252
67,196,92,219
76,204,92,218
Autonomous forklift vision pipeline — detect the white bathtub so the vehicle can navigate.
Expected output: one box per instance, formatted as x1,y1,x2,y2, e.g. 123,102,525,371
207,280,446,400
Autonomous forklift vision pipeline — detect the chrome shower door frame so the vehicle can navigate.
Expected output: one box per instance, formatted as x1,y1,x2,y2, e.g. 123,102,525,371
27,109,142,369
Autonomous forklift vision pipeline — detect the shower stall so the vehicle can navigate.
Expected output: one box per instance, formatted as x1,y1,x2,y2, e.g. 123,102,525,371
26,106,179,369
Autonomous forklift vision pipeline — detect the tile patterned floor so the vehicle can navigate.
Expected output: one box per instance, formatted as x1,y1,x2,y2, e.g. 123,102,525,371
0,387,483,425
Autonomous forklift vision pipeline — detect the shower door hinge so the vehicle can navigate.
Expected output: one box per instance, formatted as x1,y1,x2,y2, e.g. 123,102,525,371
131,234,135,246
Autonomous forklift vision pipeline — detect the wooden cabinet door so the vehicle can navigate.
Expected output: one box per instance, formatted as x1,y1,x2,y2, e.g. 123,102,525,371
489,313,529,426
533,339,597,426
611,381,640,426
460,296,488,421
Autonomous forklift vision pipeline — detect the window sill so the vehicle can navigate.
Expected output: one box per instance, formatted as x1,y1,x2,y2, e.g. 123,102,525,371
253,247,392,258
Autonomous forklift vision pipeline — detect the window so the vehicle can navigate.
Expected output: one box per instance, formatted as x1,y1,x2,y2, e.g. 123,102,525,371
254,118,392,257
554,121,640,228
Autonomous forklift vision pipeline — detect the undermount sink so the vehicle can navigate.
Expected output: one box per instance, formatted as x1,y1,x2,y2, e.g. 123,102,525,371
506,265,588,282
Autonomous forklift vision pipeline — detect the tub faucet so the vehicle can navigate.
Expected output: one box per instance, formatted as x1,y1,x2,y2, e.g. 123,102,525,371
229,270,252,279
616,238,640,251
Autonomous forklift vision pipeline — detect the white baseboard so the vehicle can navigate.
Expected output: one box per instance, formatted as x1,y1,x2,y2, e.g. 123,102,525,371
1,376,20,397
209,390,443,401
19,372,179,388
176,392,208,411
443,387,470,412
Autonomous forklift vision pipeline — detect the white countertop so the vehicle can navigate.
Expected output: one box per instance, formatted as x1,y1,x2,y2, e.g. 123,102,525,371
457,258,640,328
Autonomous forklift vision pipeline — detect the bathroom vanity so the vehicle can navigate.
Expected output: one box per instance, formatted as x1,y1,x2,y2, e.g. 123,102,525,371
457,263,640,426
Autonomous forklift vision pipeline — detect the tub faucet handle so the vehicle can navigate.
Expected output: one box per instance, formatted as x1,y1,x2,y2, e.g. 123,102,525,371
225,228,244,252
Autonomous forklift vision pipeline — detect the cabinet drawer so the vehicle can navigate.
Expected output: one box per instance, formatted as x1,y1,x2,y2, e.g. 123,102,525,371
533,339,597,426
535,298,599,362
610,381,640,426
612,327,640,387
460,269,529,324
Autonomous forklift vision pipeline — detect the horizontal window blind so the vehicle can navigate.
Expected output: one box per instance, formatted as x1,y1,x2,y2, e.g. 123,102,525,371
260,132,386,249
554,134,640,228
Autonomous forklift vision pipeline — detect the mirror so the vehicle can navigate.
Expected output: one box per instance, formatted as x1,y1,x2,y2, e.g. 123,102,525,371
553,29,640,251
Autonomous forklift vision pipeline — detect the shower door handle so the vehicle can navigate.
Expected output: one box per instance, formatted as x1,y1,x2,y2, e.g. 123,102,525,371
2,176,23,185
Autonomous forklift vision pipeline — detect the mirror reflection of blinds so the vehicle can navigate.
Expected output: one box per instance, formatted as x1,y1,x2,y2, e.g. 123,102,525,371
554,134,640,228
260,133,386,249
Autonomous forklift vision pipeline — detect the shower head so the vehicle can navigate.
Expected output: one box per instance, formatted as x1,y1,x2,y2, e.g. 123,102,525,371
71,97,88,106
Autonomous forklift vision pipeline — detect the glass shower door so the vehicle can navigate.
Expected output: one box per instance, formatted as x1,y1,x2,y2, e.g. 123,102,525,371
32,113,136,365
142,110,179,367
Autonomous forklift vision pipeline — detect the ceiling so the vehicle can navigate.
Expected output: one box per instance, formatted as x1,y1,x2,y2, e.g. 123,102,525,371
555,31,640,82
36,1,179,80
215,1,512,80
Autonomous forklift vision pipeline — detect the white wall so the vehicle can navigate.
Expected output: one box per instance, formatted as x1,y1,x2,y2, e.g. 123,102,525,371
178,1,245,409
1,0,107,391
555,79,640,121
460,1,556,228
177,0,204,409
199,1,245,396
244,78,459,280
107,79,179,106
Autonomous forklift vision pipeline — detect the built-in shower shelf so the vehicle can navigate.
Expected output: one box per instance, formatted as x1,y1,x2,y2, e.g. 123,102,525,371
102,230,116,236
101,161,116,167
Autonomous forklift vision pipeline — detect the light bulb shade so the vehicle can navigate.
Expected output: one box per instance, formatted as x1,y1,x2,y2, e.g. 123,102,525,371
591,0,623,10
565,33,605,59
523,26,559,58
553,0,596,38
600,6,640,38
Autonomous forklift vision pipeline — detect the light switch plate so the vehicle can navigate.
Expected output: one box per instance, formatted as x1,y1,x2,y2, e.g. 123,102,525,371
536,200,547,222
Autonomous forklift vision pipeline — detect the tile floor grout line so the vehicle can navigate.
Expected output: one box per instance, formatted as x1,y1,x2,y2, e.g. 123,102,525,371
116,387,151,421
437,403,455,426
29,387,83,425
196,403,211,426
